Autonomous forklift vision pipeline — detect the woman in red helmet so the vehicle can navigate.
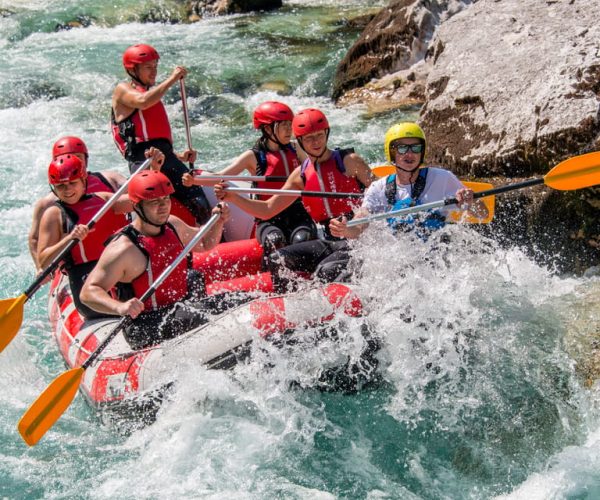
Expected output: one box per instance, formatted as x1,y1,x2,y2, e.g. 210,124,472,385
184,101,316,255
37,155,132,319
111,43,211,225
215,108,374,291
80,171,231,349
28,136,162,274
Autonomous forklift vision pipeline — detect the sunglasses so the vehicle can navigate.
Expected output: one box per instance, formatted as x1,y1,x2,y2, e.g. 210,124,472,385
391,143,423,155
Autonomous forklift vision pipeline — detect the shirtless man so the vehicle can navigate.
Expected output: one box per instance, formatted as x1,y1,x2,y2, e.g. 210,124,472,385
80,171,229,349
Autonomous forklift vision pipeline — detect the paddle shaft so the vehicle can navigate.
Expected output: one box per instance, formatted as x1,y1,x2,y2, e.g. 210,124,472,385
24,158,152,298
179,79,194,171
82,211,221,369
192,175,289,183
347,177,543,227
225,187,364,199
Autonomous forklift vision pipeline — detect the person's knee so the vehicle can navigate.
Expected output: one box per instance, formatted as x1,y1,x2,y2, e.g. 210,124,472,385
315,256,350,283
290,226,315,245
260,227,286,253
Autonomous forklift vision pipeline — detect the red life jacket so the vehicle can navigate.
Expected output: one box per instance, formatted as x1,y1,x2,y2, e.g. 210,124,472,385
58,194,129,266
86,172,115,194
119,223,190,311
252,144,299,200
111,85,173,159
300,148,363,223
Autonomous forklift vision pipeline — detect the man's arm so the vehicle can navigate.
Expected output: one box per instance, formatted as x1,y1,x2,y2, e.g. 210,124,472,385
101,170,127,191
328,207,370,240
96,192,133,215
80,240,145,318
113,66,186,112
169,204,230,253
455,187,489,219
37,207,89,269
344,153,375,188
183,150,257,187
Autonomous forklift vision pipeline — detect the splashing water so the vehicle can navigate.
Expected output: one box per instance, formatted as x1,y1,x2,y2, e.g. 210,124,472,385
1,1,600,498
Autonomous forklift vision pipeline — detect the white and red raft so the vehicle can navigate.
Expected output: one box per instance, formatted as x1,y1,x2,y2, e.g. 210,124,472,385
47,238,379,426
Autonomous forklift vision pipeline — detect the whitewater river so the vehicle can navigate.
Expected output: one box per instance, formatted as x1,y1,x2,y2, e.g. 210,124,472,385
1,1,600,498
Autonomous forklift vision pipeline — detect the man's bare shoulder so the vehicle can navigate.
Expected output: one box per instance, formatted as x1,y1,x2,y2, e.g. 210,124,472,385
103,232,137,259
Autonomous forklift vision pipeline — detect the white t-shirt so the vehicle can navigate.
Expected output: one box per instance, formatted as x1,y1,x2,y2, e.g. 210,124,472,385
362,167,465,216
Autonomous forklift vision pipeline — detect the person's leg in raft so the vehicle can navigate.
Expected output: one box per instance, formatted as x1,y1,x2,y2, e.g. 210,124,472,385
314,242,354,283
160,152,212,225
267,239,343,293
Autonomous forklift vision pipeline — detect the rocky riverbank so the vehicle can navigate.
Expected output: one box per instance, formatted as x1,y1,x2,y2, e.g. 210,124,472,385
334,0,600,272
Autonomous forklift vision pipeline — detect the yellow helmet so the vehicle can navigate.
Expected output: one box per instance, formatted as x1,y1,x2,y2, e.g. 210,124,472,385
384,122,426,164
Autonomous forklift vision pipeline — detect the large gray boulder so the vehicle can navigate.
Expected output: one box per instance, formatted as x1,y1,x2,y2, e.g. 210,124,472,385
334,0,600,272
421,0,600,177
333,0,475,111
335,0,600,175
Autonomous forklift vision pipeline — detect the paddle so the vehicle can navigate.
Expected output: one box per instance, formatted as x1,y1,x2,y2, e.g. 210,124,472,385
370,164,495,223
179,78,194,172
348,151,600,227
223,186,364,199
18,211,222,446
189,174,289,184
0,159,152,355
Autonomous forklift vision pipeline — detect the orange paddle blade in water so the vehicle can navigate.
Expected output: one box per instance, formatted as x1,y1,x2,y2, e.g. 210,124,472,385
0,295,26,353
18,367,84,446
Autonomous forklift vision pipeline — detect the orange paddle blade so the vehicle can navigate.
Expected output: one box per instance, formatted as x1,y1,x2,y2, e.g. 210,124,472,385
371,164,396,178
18,367,84,446
544,152,600,191
0,294,26,353
449,181,495,224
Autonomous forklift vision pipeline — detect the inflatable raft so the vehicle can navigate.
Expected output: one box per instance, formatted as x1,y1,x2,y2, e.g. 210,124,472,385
48,238,370,426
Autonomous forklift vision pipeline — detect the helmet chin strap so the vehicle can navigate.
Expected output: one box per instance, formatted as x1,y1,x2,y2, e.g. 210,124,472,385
134,204,166,229
128,69,149,90
263,123,287,149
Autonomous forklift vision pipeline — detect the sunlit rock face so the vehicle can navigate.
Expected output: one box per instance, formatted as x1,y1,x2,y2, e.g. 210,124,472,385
419,0,600,274
335,0,599,175
333,0,476,110
420,0,600,177
335,0,600,273
189,0,282,17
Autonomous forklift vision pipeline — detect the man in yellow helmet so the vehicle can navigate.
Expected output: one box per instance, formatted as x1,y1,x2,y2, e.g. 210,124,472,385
330,122,488,239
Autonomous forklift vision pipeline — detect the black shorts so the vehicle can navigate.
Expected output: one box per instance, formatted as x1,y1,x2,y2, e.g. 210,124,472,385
123,293,252,350
255,199,317,247
267,239,351,292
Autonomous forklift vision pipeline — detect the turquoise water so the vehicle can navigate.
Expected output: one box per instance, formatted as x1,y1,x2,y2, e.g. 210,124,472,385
1,1,600,498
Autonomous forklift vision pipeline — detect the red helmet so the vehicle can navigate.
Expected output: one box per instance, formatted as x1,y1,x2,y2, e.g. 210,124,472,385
48,154,87,185
128,171,174,203
253,101,294,129
52,136,88,159
292,108,329,138
122,44,160,70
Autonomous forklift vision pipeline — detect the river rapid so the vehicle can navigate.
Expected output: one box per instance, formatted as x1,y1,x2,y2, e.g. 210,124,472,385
1,1,600,498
